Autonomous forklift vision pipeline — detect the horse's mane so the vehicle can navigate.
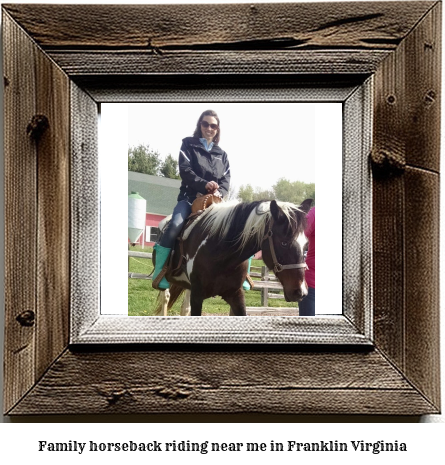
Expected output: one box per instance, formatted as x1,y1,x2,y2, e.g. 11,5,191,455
184,200,306,251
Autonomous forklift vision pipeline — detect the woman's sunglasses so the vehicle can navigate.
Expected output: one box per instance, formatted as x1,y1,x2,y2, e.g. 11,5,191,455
201,121,219,130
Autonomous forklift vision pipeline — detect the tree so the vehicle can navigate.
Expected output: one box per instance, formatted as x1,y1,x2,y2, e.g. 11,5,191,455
238,184,254,202
254,188,275,201
272,178,315,205
238,184,274,202
160,154,180,179
128,144,162,175
238,178,315,204
128,145,180,180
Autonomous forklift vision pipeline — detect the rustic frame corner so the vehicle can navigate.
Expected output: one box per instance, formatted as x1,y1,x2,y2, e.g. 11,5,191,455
3,2,441,416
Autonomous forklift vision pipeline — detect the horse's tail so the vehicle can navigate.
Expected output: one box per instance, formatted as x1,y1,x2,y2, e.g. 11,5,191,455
154,284,185,315
167,284,186,310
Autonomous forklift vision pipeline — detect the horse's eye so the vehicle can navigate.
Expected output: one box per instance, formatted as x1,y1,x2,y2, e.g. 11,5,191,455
281,241,288,247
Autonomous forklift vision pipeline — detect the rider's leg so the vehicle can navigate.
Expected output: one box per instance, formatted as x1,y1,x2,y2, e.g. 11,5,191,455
242,256,253,291
159,200,192,249
152,200,191,290
152,243,171,290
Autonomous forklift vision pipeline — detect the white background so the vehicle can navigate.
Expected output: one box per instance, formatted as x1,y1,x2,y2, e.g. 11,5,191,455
0,0,444,456
101,102,342,314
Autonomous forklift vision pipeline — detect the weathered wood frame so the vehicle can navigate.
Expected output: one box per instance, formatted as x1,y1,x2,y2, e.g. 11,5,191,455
2,2,441,415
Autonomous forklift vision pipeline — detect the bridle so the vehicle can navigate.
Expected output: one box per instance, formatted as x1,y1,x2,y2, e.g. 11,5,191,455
263,218,308,274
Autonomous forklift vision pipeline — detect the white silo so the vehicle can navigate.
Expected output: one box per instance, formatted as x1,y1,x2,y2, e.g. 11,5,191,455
128,191,146,244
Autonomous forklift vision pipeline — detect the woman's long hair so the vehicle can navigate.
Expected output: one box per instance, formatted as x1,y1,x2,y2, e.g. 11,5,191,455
193,110,221,145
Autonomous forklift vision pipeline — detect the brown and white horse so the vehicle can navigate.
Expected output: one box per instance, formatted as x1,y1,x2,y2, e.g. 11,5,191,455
154,199,312,316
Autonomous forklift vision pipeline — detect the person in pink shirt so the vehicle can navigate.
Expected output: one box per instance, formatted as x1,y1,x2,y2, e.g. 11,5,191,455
299,207,315,316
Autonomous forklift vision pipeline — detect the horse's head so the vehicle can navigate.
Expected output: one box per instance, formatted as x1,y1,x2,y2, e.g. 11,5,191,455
261,199,312,302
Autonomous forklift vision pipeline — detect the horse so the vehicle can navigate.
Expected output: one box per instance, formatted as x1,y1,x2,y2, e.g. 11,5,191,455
153,199,312,316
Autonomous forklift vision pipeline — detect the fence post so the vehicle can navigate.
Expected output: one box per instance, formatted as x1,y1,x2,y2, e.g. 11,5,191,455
261,265,269,307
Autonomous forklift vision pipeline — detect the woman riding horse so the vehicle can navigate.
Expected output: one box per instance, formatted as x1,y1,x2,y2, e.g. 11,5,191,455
152,109,231,289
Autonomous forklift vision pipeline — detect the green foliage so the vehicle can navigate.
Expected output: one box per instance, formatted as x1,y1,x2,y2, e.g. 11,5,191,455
160,154,180,179
128,144,162,175
238,178,315,205
238,184,274,202
128,145,180,179
238,184,254,202
272,178,315,205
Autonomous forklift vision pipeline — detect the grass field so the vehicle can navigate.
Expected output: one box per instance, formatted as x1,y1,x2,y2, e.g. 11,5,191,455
128,245,299,316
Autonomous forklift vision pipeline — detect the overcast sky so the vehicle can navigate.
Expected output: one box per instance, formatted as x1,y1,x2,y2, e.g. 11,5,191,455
127,102,324,192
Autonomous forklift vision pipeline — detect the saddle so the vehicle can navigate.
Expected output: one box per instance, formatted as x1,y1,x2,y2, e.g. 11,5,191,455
191,192,222,213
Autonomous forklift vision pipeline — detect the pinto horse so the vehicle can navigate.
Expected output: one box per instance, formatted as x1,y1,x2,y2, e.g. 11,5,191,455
154,199,312,316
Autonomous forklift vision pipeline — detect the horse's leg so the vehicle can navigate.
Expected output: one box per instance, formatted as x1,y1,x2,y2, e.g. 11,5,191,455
190,282,204,316
161,289,170,316
180,290,191,316
154,289,170,316
222,288,247,316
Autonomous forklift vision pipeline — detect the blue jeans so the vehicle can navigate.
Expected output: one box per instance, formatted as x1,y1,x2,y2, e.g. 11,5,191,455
159,200,192,249
299,286,315,316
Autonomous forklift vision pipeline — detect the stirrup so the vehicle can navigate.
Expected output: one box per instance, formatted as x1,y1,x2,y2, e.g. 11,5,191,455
151,252,169,291
152,260,170,290
243,275,255,291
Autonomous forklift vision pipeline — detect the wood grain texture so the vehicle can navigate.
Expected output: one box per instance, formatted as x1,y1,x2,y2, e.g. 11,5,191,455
372,176,405,370
8,349,437,415
404,2,441,171
35,40,71,381
3,12,38,414
372,1,441,172
371,2,441,411
70,83,100,337
343,81,372,336
46,50,390,76
2,2,441,416
372,27,407,177
404,168,440,408
372,16,411,371
74,315,370,346
2,2,435,49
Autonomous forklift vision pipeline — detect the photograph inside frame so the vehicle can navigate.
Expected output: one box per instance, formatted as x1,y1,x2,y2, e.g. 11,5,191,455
99,102,342,317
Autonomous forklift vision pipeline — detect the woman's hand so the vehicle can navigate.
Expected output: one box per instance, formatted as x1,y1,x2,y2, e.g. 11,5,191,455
205,181,219,193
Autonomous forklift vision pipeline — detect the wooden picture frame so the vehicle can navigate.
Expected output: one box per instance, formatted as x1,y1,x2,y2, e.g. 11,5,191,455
2,2,441,415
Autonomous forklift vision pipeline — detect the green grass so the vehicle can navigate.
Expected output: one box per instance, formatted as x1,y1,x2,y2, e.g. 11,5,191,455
128,245,298,316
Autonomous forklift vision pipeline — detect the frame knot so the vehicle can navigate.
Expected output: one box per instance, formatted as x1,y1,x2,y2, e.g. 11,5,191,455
27,114,49,140
16,310,35,327
370,144,406,179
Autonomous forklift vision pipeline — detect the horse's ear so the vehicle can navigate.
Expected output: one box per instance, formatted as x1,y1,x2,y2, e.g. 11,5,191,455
270,200,286,224
299,198,313,214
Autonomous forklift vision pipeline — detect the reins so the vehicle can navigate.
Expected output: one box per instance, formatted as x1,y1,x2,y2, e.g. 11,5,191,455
264,218,307,274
